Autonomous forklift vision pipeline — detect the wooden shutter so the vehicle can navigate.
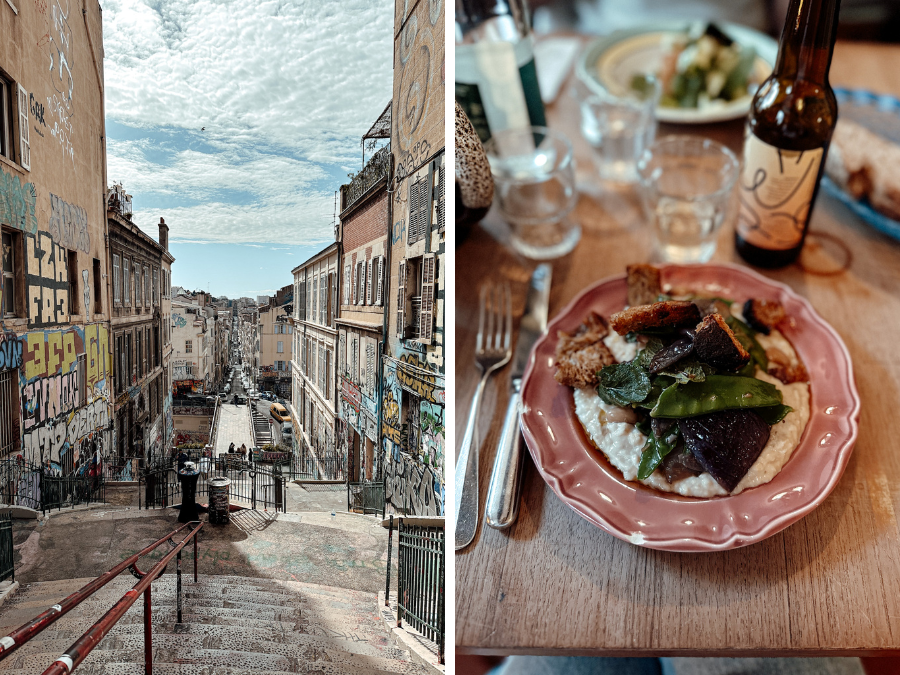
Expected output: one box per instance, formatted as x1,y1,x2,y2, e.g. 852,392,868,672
407,181,419,244
376,256,384,306
16,85,30,171
366,340,375,396
419,253,436,343
365,259,373,305
436,163,445,232
343,265,351,303
396,259,407,339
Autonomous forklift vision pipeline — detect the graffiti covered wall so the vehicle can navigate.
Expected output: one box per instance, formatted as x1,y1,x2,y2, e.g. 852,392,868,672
381,350,444,516
5,324,112,474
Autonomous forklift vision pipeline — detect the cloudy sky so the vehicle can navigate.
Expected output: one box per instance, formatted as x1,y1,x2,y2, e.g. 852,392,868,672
103,0,394,297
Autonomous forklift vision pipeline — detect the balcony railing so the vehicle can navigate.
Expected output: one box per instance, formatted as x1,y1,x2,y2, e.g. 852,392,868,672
343,146,390,211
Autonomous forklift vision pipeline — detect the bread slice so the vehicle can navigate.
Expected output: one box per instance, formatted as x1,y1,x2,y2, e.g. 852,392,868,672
609,301,701,335
554,312,617,388
626,264,662,307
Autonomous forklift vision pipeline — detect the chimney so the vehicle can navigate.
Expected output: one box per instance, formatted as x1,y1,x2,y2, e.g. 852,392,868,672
159,217,169,251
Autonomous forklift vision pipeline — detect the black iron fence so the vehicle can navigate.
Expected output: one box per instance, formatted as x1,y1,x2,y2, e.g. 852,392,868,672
347,480,385,518
141,456,285,512
293,444,344,481
387,516,445,664
0,460,105,514
0,512,13,583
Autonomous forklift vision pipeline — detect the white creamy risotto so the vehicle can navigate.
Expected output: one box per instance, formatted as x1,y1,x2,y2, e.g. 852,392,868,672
573,332,811,498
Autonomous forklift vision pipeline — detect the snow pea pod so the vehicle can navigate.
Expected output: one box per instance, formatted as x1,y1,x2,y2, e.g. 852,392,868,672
650,375,783,418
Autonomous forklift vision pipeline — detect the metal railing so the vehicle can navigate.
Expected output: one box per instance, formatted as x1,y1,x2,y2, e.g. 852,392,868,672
141,457,286,513
347,480,385,518
0,521,203,674
386,516,445,664
294,442,345,481
0,460,105,514
0,513,13,583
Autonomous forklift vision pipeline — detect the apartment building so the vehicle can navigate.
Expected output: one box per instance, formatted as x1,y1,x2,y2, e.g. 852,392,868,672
383,0,446,515
291,244,340,479
337,143,390,483
108,187,170,466
0,0,113,476
257,285,293,400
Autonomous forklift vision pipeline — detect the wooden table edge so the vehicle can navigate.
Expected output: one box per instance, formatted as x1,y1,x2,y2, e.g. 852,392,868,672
455,647,900,658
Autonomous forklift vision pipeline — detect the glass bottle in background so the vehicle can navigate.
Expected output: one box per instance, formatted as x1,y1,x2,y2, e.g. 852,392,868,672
734,0,841,268
455,0,546,143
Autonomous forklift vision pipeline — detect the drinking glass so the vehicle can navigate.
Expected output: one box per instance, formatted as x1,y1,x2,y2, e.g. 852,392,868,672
577,77,660,184
637,136,740,263
484,126,580,260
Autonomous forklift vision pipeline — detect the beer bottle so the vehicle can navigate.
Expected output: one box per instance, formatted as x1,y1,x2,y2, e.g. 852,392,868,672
735,0,841,268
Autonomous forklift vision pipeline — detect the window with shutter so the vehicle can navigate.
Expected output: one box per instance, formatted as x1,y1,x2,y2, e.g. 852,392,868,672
16,85,30,171
339,331,346,378
375,256,384,306
366,341,375,396
325,349,331,400
436,163,445,232
407,179,422,245
418,253,436,343
320,276,326,324
352,261,359,305
396,259,407,339
344,265,351,303
365,259,373,305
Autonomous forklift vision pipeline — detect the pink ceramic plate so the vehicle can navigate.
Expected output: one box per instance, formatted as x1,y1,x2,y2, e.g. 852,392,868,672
520,263,861,552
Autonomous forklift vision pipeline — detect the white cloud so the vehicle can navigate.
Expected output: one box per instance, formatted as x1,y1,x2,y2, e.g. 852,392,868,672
103,0,394,244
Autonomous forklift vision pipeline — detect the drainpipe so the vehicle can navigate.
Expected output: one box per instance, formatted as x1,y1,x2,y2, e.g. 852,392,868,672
377,157,393,485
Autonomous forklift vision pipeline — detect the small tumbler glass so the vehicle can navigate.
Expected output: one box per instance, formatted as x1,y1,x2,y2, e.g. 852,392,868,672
485,126,580,260
637,136,740,263
577,77,660,184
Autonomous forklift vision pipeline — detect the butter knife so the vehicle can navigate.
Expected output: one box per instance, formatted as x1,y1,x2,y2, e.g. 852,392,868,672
485,264,552,529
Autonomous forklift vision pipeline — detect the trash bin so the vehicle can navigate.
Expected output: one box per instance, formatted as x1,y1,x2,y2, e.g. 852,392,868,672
208,477,231,524
177,462,201,523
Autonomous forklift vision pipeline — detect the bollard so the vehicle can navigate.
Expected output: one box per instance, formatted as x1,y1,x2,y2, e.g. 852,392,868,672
208,477,231,524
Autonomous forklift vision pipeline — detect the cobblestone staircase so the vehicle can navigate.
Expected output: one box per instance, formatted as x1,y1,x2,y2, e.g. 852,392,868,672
0,575,427,675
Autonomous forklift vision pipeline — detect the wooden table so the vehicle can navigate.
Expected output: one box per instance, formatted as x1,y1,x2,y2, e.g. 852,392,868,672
456,41,900,657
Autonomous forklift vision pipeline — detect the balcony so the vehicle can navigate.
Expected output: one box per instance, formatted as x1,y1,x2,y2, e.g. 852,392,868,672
342,146,390,212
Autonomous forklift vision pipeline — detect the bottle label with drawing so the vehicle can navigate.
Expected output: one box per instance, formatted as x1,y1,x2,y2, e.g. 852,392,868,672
736,133,824,250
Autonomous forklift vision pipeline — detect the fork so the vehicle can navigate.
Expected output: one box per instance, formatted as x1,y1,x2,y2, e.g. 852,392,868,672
455,281,512,550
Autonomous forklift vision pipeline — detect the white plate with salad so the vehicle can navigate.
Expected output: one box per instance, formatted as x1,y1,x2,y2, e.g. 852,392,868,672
576,22,778,124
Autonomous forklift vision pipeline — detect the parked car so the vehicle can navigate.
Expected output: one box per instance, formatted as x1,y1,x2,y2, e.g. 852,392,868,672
269,402,291,423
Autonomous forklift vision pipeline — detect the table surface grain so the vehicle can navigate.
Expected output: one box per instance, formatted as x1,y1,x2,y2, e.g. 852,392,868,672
455,40,900,656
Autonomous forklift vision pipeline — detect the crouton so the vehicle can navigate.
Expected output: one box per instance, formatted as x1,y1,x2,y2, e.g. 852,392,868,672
626,264,662,307
609,301,701,335
693,314,750,371
743,299,786,335
766,346,809,384
554,312,617,388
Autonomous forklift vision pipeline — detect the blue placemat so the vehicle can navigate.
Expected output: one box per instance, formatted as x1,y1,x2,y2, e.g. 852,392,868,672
822,88,900,242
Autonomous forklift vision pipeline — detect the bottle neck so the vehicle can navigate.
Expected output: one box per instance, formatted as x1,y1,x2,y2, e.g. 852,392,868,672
774,0,842,84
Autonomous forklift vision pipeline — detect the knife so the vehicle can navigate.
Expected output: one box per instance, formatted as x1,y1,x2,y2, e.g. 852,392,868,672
485,264,552,529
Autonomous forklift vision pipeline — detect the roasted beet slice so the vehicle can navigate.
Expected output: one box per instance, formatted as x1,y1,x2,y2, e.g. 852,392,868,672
693,314,750,371
648,338,694,374
677,409,770,492
661,444,705,484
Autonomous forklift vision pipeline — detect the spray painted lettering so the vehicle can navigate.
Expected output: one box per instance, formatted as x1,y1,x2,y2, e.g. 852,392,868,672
0,333,23,371
47,0,75,164
0,169,38,234
48,194,90,253
396,353,440,404
25,231,69,327
22,370,80,430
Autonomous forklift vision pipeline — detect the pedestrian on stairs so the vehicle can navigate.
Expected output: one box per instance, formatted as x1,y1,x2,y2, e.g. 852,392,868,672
228,442,235,454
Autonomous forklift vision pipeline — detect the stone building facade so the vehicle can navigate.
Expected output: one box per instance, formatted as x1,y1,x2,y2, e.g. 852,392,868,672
382,0,446,515
337,147,390,483
291,244,340,479
108,192,169,468
158,219,175,457
257,285,293,400
0,0,113,477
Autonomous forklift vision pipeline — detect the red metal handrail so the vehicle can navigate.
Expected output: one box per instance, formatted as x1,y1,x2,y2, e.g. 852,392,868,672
42,521,203,675
0,521,196,662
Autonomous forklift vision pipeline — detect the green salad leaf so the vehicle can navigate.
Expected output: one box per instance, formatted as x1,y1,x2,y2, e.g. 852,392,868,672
596,362,652,407
637,426,681,480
